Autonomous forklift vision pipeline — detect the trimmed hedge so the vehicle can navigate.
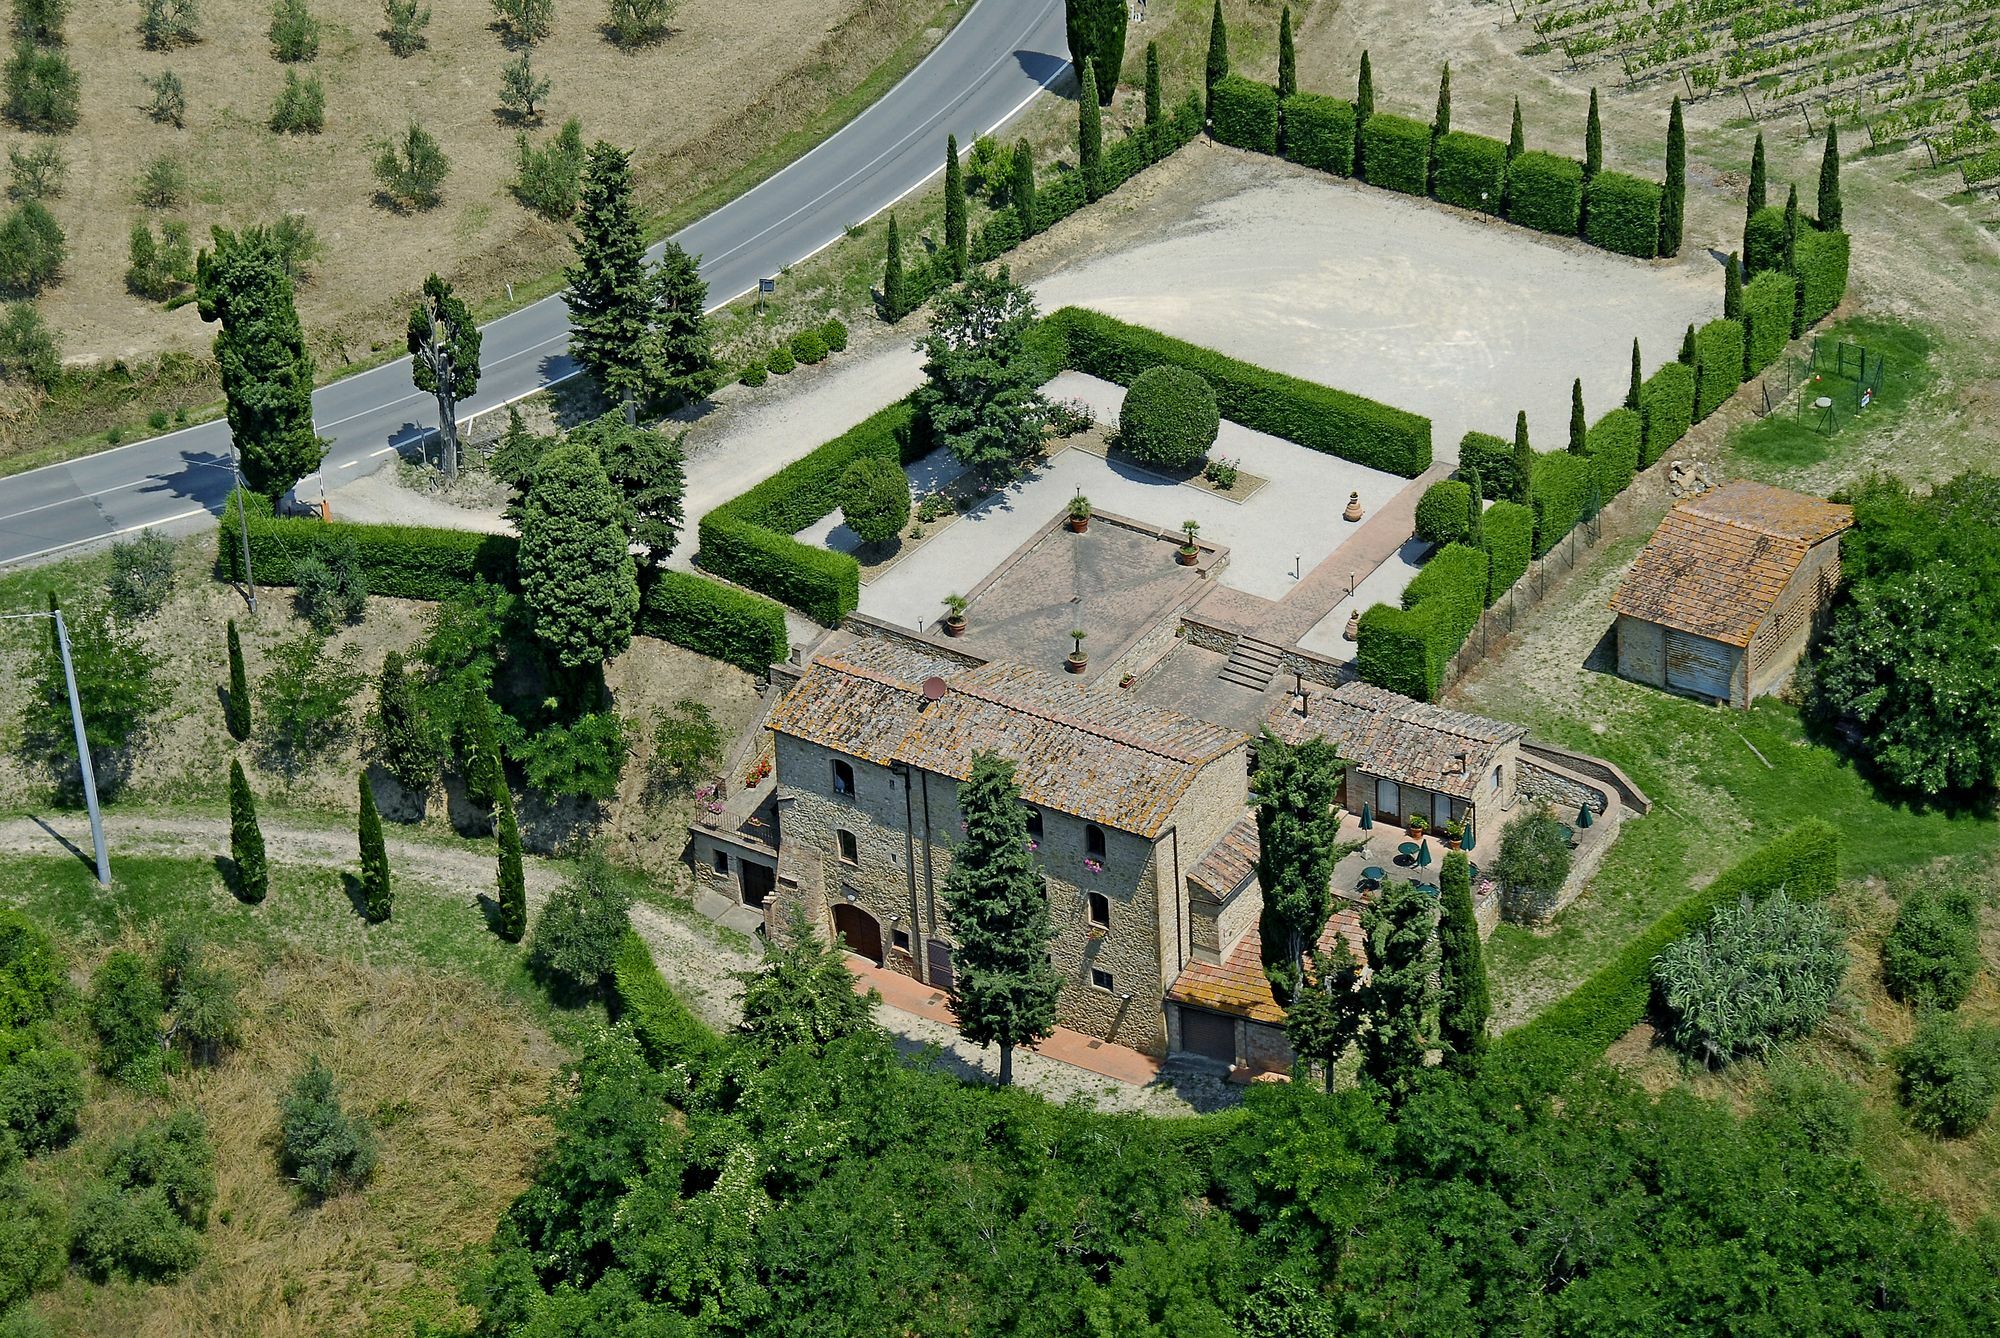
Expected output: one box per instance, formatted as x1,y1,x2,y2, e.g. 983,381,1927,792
1483,500,1533,604
1742,268,1796,375
1209,75,1279,156
1120,365,1220,471
697,399,924,625
1359,113,1432,196
971,208,1024,264
1491,821,1841,1088
1356,543,1489,701
1505,150,1582,236
1582,407,1641,499
1404,542,1488,646
1035,172,1087,231
1432,131,1507,214
1100,130,1153,193
611,930,719,1086
1796,226,1850,325
1743,205,1786,277
1693,318,1745,421
218,501,518,599
1415,478,1473,545
1047,307,1432,476
1583,171,1661,258
1528,450,1594,556
1458,430,1519,501
638,570,789,674
1639,361,1694,465
1280,92,1354,176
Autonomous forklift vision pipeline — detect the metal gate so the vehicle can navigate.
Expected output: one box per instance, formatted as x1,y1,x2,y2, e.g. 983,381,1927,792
1180,1008,1236,1065
1666,630,1733,702
925,938,955,993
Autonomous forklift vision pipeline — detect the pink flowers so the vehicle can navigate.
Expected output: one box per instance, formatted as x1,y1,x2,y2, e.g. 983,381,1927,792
1083,857,1104,875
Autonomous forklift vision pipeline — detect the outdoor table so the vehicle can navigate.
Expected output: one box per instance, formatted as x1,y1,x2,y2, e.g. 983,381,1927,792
1395,842,1419,865
1361,866,1386,887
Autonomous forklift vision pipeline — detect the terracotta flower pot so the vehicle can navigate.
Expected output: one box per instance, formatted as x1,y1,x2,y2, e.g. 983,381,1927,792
1069,515,1089,532
1176,546,1199,566
944,616,967,638
1065,653,1088,674
1344,492,1364,522
1405,824,1423,838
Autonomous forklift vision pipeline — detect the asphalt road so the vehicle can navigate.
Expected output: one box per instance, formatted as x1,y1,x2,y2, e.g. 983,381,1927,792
0,0,1068,570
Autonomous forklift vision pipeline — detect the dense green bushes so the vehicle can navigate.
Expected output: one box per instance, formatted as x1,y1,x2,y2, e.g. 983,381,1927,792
1118,365,1220,471
1529,449,1595,556
1432,131,1506,214
1505,150,1583,236
1583,171,1660,258
1209,75,1278,155
1414,478,1473,545
1355,543,1488,701
1582,407,1640,499
1639,361,1695,465
1048,307,1432,476
1693,318,1745,420
218,497,517,601
1796,226,1850,325
1744,205,1787,277
1279,92,1353,175
1742,268,1796,375
1896,1014,2000,1136
637,571,789,674
1359,113,1431,195
611,931,718,1088
1654,892,1846,1066
1482,500,1533,603
1458,430,1519,501
1881,880,1982,1011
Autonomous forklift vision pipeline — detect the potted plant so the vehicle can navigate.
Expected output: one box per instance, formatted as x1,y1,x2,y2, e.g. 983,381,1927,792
1405,811,1429,839
1344,491,1364,522
1442,819,1465,850
1068,493,1092,533
1176,518,1201,566
941,592,968,637
1066,629,1088,674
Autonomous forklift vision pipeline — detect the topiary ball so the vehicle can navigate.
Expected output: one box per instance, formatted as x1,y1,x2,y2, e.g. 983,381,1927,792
1119,366,1219,472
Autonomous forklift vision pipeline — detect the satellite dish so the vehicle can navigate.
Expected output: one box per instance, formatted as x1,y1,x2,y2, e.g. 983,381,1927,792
921,676,948,702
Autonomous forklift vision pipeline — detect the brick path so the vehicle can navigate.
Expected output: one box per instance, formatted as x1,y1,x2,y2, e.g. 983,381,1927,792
1254,462,1454,644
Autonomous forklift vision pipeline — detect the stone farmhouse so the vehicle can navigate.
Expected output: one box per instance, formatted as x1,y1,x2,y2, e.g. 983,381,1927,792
1609,480,1853,708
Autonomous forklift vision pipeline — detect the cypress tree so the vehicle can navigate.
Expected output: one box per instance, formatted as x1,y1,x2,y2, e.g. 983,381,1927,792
1817,123,1842,230
1355,50,1373,172
1508,98,1524,161
1627,338,1643,410
1512,411,1532,503
1679,322,1696,364
1724,251,1743,321
229,759,267,904
1078,64,1103,200
1660,96,1686,256
195,232,323,501
1569,378,1586,455
564,141,652,410
1433,63,1451,138
1255,734,1347,999
1144,41,1161,126
358,772,391,923
939,752,1060,1087
944,134,967,278
1584,87,1602,180
1277,6,1296,101
224,619,251,742
518,443,639,670
1012,142,1037,238
1437,850,1489,1071
1747,132,1767,216
1063,0,1125,107
462,688,502,811
495,783,526,943
373,650,437,793
1465,467,1485,549
882,214,908,320
1783,184,1804,337
1358,879,1438,1108
1205,0,1228,116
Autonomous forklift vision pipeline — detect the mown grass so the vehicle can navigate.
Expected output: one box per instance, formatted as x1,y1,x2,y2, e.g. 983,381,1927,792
1723,315,1935,475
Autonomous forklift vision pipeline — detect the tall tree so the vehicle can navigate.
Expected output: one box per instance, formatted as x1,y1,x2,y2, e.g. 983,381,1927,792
1354,50,1373,172
517,443,639,669
1358,878,1437,1107
1512,410,1532,503
565,141,651,411
940,752,1060,1087
1746,131,1767,216
1568,378,1586,455
1583,87,1602,180
645,240,716,408
1724,251,1743,321
224,619,251,742
1205,0,1228,115
1012,139,1036,237
1660,95,1686,255
1465,466,1485,549
1062,0,1124,107
196,230,323,501
358,771,391,923
1277,6,1296,101
1679,321,1696,364
1077,64,1103,200
913,265,1050,484
1436,850,1489,1070
943,134,967,278
1254,732,1348,999
406,272,481,479
229,759,267,904
1432,62,1451,138
1144,41,1161,126
372,650,440,793
495,782,525,942
1783,184,1803,336
738,906,877,1057
881,213,908,320
1507,97,1524,161
1817,123,1842,230
570,411,686,565
1283,935,1362,1092
1627,337,1642,410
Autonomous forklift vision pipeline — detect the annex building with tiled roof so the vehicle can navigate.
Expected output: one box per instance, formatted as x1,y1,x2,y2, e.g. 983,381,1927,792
1609,480,1852,707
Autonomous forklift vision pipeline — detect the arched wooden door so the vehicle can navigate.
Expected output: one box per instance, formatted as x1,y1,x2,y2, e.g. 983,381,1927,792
830,903,883,966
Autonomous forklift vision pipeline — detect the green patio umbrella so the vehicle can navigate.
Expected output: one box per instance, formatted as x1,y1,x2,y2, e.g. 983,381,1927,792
1417,840,1432,869
1463,814,1477,850
1576,803,1595,830
1359,803,1374,830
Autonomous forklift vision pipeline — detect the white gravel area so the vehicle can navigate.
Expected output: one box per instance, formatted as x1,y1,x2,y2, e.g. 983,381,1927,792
1297,537,1433,660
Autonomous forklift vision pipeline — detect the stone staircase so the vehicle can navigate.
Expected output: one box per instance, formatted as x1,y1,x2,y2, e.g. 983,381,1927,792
1217,634,1285,692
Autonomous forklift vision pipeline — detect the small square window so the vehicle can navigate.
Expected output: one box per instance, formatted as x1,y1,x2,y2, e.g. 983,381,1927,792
891,928,911,952
832,759,855,797
1090,967,1115,991
711,850,729,874
836,829,858,865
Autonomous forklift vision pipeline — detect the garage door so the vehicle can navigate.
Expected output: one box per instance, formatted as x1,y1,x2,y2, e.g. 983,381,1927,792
1666,630,1733,701
831,904,883,966
1180,1008,1236,1065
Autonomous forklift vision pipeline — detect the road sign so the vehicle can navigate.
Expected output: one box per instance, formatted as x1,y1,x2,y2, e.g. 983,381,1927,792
759,277,776,295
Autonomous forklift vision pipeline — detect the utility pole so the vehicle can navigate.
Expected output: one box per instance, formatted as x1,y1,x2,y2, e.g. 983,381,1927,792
3,607,111,885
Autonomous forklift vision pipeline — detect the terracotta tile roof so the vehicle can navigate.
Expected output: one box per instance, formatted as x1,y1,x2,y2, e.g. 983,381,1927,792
892,662,1247,837
1189,812,1260,901
1165,907,1365,1025
1608,481,1852,647
765,637,975,765
1265,681,1522,800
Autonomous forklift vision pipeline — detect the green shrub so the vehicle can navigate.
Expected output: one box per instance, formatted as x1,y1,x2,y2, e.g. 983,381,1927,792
1356,543,1487,701
1583,171,1660,257
1280,92,1353,175
1881,881,1982,1011
1653,892,1846,1066
1743,205,1786,277
837,454,912,546
1897,1016,2000,1137
0,909,63,1030
1693,318,1745,420
1582,407,1640,499
0,1044,83,1151
290,535,368,630
105,532,177,618
1639,361,1694,465
818,317,848,353
103,1109,215,1230
1504,151,1582,235
1494,804,1572,899
218,503,519,603
1415,478,1472,545
636,571,788,674
1742,269,1796,375
1208,74,1278,155
1431,130,1506,213
789,328,828,365
529,856,634,1000
278,1059,376,1201
1458,431,1519,501
3,43,80,133
1048,307,1431,476
1033,172,1086,231
70,1109,213,1285
89,952,164,1086
1796,227,1849,326
1483,500,1533,602
767,343,795,375
1359,113,1431,196
0,199,64,295
611,931,717,1086
739,359,766,386
0,1149,66,1313
1528,450,1594,556
268,68,324,134
1119,365,1219,471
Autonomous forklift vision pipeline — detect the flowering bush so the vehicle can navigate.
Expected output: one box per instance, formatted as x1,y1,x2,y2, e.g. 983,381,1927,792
1083,857,1104,875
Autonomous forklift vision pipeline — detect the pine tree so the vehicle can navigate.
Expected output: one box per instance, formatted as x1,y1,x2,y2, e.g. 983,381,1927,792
646,241,716,408
939,752,1060,1086
517,443,639,669
1436,850,1489,1071
1012,141,1036,237
1660,96,1686,256
1144,41,1161,126
1746,131,1767,217
565,140,652,410
1512,410,1532,503
1255,734,1348,999
406,272,481,479
1277,6,1296,101
1627,337,1643,410
1569,378,1586,455
1507,97,1524,161
195,231,323,501
461,689,502,810
1358,878,1437,1108
882,213,909,320
1724,251,1743,320
495,782,526,943
1078,64,1104,199
1205,0,1228,115
358,772,391,923
1583,87,1602,180
224,619,251,741
1817,123,1842,230
229,758,267,904
944,134,967,277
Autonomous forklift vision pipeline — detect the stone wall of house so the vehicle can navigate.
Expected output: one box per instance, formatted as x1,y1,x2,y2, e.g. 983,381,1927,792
1747,536,1840,700
1517,756,1612,817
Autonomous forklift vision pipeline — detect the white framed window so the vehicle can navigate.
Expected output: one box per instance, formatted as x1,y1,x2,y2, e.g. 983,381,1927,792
1090,967,1115,991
